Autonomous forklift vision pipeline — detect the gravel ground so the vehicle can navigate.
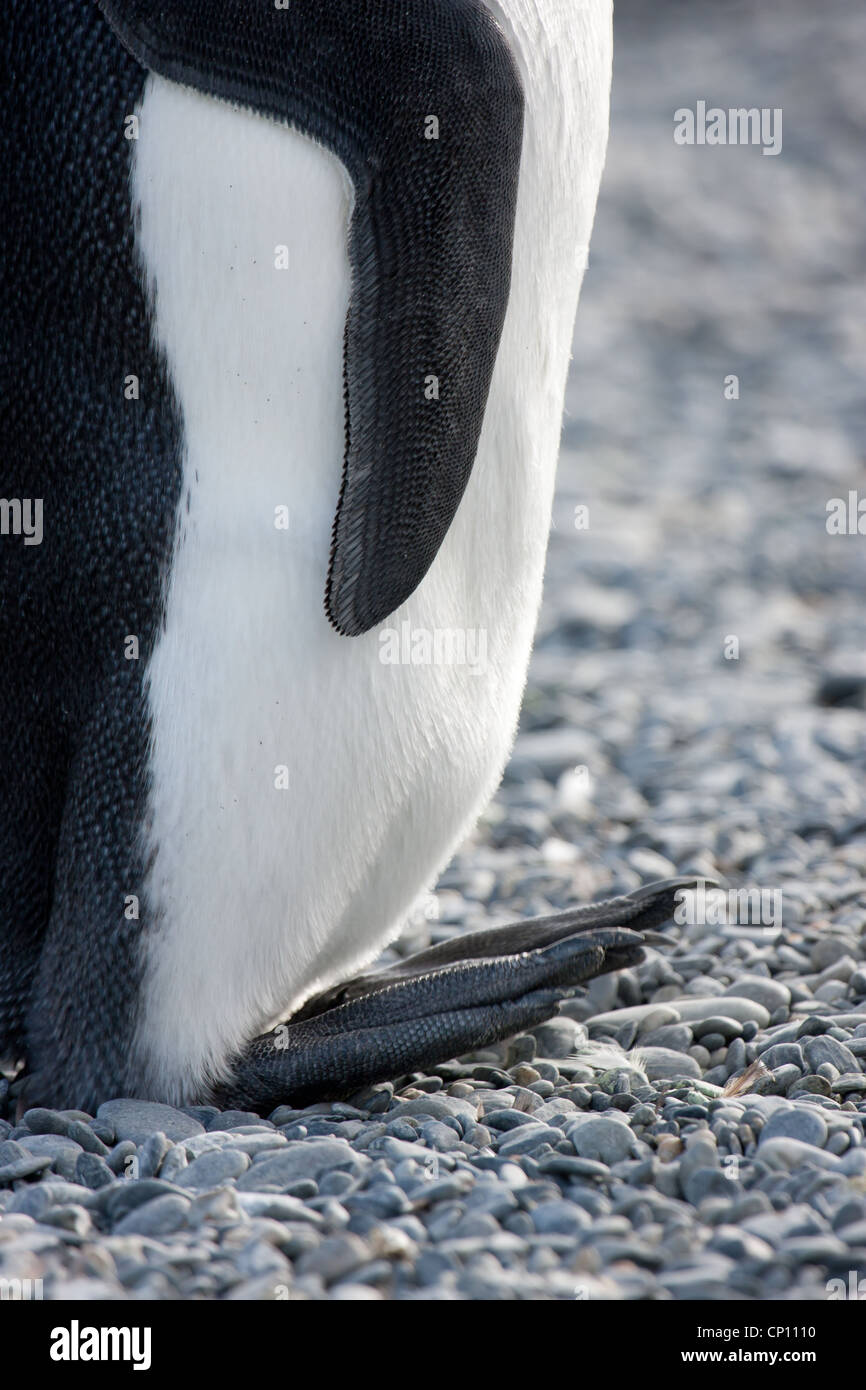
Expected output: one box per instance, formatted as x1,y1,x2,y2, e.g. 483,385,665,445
2,0,866,1301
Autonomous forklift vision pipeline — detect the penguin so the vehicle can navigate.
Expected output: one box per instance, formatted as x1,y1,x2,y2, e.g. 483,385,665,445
1,0,697,1115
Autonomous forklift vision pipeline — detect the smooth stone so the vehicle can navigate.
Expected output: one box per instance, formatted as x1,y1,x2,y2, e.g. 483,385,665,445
101,1178,188,1223
159,1146,189,1182
587,1004,680,1035
177,1148,250,1189
296,1234,370,1284
709,1226,775,1262
483,1109,540,1132
639,1048,701,1081
113,1194,191,1237
208,1110,266,1130
692,1016,743,1042
537,1154,609,1180
725,1037,747,1076
418,1120,462,1152
237,1139,368,1191
0,1148,52,1183
96,1099,204,1144
496,1124,562,1157
760,1043,806,1071
107,1140,138,1176
723,977,791,1013
39,1203,93,1235
18,1134,82,1162
759,1108,828,1148
742,1095,797,1121
531,1018,580,1057
384,1096,477,1126
779,1234,851,1264
788,1074,832,1097
742,1205,825,1246
234,1192,324,1225
568,1116,637,1164
21,1111,110,1157
758,1138,843,1172
770,1064,804,1093
832,1073,866,1095
74,1153,115,1190
682,1167,733,1204
185,1129,285,1159
811,937,857,971
670,997,771,1027
531,1200,591,1236
804,1036,861,1075
641,1023,693,1051
20,1108,77,1137
138,1131,172,1179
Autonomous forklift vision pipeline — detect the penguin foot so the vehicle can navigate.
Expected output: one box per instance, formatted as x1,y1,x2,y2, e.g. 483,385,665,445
217,877,703,1114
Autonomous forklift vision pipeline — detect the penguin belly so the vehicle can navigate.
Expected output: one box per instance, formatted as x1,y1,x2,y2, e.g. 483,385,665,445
134,0,612,1102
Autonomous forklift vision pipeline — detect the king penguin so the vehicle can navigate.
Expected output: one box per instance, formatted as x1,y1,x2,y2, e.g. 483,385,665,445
1,0,697,1115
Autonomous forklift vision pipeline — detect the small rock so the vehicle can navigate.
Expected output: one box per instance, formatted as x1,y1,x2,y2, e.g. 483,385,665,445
639,1048,701,1081
672,997,771,1027
568,1116,636,1164
96,1099,204,1144
723,977,791,1013
532,1018,580,1057
113,1194,191,1237
178,1148,250,1190
804,1036,861,1075
238,1139,367,1191
297,1234,370,1284
760,1043,806,1071
759,1107,828,1148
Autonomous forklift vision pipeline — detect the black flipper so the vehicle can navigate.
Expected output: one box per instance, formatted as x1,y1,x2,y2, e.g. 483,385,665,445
217,879,701,1114
98,0,525,635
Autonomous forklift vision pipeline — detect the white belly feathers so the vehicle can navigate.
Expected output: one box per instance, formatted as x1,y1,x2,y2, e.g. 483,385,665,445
131,0,612,1101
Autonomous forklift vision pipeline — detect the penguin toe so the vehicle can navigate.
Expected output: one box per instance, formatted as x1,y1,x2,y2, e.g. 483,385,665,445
216,877,705,1114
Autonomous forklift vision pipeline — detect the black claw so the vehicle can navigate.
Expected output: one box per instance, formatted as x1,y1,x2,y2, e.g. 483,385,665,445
220,875,698,1114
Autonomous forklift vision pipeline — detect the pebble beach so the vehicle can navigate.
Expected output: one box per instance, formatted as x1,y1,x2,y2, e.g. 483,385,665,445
2,0,865,1302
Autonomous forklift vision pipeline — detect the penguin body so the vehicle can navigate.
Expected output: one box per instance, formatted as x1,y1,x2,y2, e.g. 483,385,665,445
1,0,613,1109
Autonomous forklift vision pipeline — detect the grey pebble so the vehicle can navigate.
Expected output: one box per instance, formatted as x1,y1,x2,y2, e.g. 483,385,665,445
74,1153,115,1190
804,1036,861,1075
724,977,791,1013
567,1116,636,1165
692,1016,743,1042
138,1131,172,1179
495,1124,563,1157
297,1234,370,1284
96,1099,204,1145
760,1107,829,1148
639,1048,702,1081
177,1148,250,1190
113,1194,191,1237
238,1138,367,1191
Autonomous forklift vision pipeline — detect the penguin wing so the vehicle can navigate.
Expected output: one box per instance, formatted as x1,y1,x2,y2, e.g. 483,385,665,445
99,0,524,636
